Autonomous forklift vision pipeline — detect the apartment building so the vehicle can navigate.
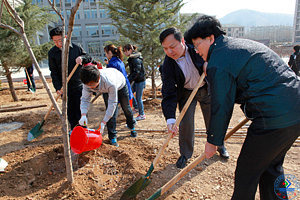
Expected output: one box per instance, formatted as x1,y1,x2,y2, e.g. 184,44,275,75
294,0,300,43
33,0,119,60
246,26,293,43
222,24,245,38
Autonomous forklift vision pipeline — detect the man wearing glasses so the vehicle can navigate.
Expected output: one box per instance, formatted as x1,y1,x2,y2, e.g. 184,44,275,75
159,27,229,169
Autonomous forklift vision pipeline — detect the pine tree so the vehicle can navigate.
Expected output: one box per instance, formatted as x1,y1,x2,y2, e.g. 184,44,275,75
0,0,56,101
104,0,191,97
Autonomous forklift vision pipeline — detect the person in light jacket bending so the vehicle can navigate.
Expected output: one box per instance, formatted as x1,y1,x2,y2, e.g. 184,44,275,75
79,64,137,147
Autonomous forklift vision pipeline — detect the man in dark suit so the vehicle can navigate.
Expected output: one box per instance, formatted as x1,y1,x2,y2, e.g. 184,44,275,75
159,27,229,169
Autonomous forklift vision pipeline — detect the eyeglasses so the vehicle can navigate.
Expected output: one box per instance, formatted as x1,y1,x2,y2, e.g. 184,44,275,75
193,39,204,52
53,39,62,43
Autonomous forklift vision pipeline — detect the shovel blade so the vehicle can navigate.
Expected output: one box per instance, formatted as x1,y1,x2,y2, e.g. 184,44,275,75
120,176,151,200
27,122,44,141
29,87,36,93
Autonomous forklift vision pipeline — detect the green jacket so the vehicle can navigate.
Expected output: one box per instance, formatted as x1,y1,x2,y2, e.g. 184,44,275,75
207,35,300,146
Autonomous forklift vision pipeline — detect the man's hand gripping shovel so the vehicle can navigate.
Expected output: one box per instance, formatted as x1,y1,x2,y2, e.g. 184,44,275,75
146,118,249,200
120,69,207,200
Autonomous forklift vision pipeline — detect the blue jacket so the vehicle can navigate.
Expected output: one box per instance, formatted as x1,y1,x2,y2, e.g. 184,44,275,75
206,35,300,146
107,56,134,100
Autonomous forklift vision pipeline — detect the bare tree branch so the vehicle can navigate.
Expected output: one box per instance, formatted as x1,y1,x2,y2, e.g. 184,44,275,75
47,0,63,21
3,0,23,29
1,0,62,116
0,22,21,36
0,0,4,23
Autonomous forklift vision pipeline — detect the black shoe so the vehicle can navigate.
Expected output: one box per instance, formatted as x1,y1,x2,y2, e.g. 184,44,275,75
217,145,229,159
130,130,137,137
176,155,188,169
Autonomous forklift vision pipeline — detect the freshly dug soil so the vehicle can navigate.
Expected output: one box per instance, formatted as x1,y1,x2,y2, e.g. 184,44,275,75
0,80,299,200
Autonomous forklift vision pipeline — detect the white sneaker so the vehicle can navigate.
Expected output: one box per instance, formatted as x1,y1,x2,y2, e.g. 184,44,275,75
132,108,138,114
135,115,146,121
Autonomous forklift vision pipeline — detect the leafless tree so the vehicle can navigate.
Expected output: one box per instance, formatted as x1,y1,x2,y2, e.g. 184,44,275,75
47,0,83,183
0,0,61,113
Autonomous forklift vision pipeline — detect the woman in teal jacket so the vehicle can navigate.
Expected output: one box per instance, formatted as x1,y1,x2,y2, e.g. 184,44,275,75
185,15,300,200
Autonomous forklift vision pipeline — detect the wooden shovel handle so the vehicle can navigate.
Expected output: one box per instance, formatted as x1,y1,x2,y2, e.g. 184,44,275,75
24,68,33,86
43,63,80,121
160,117,249,195
224,118,249,140
152,72,206,167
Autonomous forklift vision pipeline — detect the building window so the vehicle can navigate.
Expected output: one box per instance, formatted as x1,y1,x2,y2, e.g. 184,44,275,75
86,25,99,37
91,9,97,18
66,10,71,19
84,10,91,19
72,26,81,37
88,42,101,55
99,9,108,18
75,11,80,19
101,24,115,37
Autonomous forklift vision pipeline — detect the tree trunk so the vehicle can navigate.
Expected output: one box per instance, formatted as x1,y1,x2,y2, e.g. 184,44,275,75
20,31,62,117
61,23,74,184
60,1,83,184
3,63,18,101
151,64,156,99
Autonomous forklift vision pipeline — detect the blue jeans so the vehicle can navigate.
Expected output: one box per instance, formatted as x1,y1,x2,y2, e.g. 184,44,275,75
132,81,145,115
103,85,136,140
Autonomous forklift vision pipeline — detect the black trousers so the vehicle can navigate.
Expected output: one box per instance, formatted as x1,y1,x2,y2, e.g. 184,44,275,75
232,121,300,200
67,88,82,130
102,85,135,140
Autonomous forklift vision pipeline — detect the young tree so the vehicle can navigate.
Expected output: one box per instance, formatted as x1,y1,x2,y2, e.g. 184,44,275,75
0,0,56,101
104,0,192,97
47,0,83,183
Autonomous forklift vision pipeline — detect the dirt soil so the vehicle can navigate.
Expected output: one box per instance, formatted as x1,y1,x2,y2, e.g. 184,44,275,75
0,80,299,200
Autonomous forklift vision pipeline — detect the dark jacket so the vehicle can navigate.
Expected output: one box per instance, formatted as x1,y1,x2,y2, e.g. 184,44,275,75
127,52,146,83
26,65,34,75
48,43,86,91
288,52,300,75
206,35,300,146
160,44,205,120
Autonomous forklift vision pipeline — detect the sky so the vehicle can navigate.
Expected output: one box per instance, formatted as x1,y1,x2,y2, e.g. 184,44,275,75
181,0,296,18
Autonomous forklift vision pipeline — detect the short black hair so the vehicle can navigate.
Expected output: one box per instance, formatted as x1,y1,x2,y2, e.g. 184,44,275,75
294,45,300,52
184,15,226,44
159,27,182,44
49,26,63,39
80,65,100,84
81,55,93,65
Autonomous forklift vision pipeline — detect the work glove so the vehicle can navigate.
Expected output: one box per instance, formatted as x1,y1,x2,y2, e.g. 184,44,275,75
167,119,178,138
99,121,106,134
79,115,88,126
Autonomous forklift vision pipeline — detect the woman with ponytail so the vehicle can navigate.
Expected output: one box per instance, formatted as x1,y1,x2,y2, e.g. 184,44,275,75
103,44,137,143
123,44,146,121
